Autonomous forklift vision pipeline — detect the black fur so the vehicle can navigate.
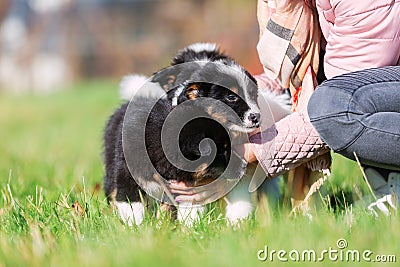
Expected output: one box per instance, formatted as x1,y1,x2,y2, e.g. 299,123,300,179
144,83,234,185
171,46,231,65
104,102,143,202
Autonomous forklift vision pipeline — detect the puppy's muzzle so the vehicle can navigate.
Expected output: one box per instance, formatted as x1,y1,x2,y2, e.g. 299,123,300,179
246,112,260,128
248,112,260,125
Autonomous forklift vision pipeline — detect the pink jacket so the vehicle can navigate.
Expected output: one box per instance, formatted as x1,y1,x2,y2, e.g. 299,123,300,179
253,0,400,177
317,0,400,78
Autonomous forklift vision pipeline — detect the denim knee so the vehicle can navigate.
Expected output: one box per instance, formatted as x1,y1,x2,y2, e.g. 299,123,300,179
308,67,400,168
307,83,350,121
307,86,329,121
307,83,363,152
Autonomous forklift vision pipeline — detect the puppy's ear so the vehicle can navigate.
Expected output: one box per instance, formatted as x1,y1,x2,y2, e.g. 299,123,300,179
151,66,180,91
185,83,200,100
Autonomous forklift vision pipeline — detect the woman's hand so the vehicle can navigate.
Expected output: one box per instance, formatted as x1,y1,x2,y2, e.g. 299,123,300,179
168,180,228,204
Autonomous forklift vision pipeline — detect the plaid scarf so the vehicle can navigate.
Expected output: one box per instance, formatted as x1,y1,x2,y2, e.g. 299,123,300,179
257,0,321,109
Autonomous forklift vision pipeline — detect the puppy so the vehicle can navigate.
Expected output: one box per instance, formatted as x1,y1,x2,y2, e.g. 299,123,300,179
104,43,279,226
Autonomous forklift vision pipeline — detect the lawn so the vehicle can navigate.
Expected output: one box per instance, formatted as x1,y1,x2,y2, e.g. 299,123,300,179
0,82,398,267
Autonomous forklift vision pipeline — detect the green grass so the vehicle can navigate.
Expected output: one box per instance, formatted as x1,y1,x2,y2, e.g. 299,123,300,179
0,82,398,267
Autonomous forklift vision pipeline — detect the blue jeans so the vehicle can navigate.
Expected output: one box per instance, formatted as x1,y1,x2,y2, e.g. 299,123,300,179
308,66,400,171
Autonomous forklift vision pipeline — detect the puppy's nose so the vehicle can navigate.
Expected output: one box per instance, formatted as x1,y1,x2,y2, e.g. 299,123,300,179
248,112,260,124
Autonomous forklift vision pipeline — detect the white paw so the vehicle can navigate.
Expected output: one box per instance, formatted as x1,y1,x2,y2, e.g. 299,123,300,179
177,202,204,227
115,201,145,226
225,201,253,225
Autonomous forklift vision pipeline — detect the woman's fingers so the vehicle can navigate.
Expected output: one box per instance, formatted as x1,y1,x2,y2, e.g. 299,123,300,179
175,191,218,204
168,182,206,195
169,188,199,195
168,179,232,204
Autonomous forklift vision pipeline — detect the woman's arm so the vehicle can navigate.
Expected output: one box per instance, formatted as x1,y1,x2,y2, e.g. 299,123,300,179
250,108,330,178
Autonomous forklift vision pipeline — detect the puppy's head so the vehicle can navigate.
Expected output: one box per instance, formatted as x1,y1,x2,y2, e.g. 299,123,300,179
201,60,260,133
169,81,260,132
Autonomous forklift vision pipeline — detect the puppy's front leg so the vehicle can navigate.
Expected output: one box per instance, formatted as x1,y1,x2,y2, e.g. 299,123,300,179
224,169,254,225
115,201,145,226
177,202,205,227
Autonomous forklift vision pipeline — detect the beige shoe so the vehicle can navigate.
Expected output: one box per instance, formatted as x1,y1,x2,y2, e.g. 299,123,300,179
388,171,400,204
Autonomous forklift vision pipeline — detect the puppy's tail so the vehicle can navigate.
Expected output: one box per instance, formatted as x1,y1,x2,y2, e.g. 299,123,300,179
119,74,165,100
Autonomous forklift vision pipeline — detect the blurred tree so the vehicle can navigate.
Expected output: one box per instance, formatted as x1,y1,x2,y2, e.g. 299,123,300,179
0,0,262,92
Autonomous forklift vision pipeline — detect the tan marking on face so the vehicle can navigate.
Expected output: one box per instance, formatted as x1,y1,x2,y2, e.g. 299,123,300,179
230,87,238,94
167,75,175,85
162,75,176,91
186,84,199,100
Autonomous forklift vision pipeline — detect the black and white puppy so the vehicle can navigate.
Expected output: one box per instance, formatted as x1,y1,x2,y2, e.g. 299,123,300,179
104,43,279,226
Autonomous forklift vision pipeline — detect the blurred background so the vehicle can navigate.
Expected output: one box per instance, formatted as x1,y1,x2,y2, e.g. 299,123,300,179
0,0,263,93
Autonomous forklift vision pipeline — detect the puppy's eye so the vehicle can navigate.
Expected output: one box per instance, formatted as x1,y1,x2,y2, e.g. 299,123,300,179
225,94,238,102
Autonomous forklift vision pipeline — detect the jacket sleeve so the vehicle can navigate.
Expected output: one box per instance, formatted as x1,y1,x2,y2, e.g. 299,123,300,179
249,108,330,178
